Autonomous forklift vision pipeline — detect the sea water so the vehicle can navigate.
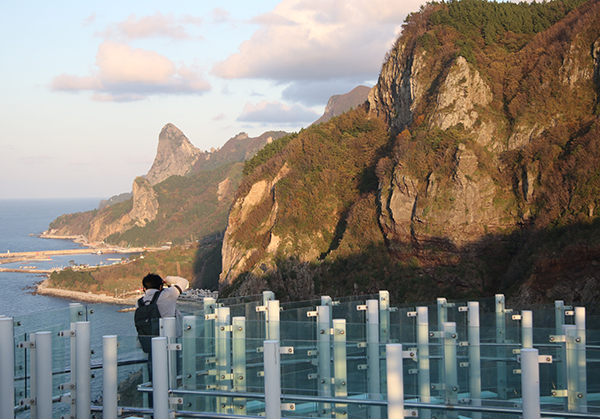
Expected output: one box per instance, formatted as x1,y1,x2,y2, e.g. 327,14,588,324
0,198,145,415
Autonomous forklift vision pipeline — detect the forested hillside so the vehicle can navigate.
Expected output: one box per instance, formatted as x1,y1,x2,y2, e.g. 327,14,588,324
220,0,600,304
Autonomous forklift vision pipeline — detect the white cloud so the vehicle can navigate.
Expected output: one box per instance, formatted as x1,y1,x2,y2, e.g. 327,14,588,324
98,12,203,40
237,100,319,123
210,8,231,24
51,41,211,102
212,0,419,82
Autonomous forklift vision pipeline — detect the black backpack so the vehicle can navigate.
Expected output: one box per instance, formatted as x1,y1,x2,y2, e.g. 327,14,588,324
134,290,162,353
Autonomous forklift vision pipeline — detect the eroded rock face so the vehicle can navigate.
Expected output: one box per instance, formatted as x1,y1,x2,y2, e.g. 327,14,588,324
429,57,493,131
129,177,159,227
380,144,502,252
220,164,291,287
87,177,160,242
146,123,202,185
367,47,428,133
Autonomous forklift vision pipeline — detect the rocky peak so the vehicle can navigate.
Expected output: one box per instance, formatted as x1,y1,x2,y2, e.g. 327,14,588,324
146,123,202,185
313,86,371,125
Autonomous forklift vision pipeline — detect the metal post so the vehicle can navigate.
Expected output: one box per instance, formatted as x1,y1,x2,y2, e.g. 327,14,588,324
437,298,448,393
76,322,91,419
203,297,216,412
35,332,52,419
161,316,177,390
69,303,84,418
216,307,231,413
563,325,579,412
263,291,275,306
0,318,14,419
555,300,566,400
333,319,347,419
232,317,247,414
522,310,533,349
467,302,481,419
29,333,37,419
442,322,458,417
366,299,381,419
264,340,281,419
521,348,541,419
182,316,197,411
386,344,404,419
152,337,169,419
379,291,390,344
267,300,280,341
317,304,332,416
416,306,431,419
495,294,507,399
575,307,587,413
102,335,118,419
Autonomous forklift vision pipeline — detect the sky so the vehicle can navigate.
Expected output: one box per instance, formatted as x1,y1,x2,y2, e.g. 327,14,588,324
0,0,425,200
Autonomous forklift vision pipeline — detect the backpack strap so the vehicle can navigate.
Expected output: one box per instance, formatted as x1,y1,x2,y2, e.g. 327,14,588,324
141,290,162,306
149,289,162,305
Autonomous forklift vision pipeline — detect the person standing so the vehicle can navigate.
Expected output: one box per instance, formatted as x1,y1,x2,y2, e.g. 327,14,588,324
136,273,189,382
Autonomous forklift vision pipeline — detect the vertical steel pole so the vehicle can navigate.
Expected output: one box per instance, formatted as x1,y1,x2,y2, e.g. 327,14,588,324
152,337,169,419
232,316,247,415
333,319,347,419
575,307,587,413
386,344,404,419
76,322,91,419
203,297,216,413
70,303,84,419
366,299,381,419
555,300,566,402
161,316,177,390
468,302,481,419
563,325,579,412
182,316,197,411
216,307,231,414
264,340,281,419
521,348,541,419
0,318,15,419
317,304,332,416
442,322,458,418
495,294,507,399
35,332,52,419
29,334,37,419
263,291,275,305
102,335,118,419
379,291,390,344
437,298,448,391
522,310,533,349
416,306,431,419
267,300,280,341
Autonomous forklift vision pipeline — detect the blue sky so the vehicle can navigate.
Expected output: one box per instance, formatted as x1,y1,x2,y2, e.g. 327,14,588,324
0,0,423,199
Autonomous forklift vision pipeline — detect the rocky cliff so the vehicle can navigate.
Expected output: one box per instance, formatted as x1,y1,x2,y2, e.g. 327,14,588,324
219,0,600,303
146,123,203,185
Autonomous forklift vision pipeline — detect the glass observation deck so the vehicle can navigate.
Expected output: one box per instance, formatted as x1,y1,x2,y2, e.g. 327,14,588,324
1,291,599,419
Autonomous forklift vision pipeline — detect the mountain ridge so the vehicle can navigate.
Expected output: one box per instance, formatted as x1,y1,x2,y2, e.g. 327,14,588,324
218,0,600,303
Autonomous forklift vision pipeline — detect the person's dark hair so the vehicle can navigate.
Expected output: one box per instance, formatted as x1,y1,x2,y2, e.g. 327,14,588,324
143,273,164,290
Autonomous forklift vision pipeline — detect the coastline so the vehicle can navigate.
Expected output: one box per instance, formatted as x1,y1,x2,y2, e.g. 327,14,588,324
35,278,138,306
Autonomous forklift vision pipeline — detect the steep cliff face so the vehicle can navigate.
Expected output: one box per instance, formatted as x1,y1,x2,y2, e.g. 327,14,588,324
129,177,159,227
220,0,600,303
146,123,203,185
87,177,159,242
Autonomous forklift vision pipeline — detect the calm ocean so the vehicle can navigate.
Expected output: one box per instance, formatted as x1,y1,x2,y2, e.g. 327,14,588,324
0,198,139,338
